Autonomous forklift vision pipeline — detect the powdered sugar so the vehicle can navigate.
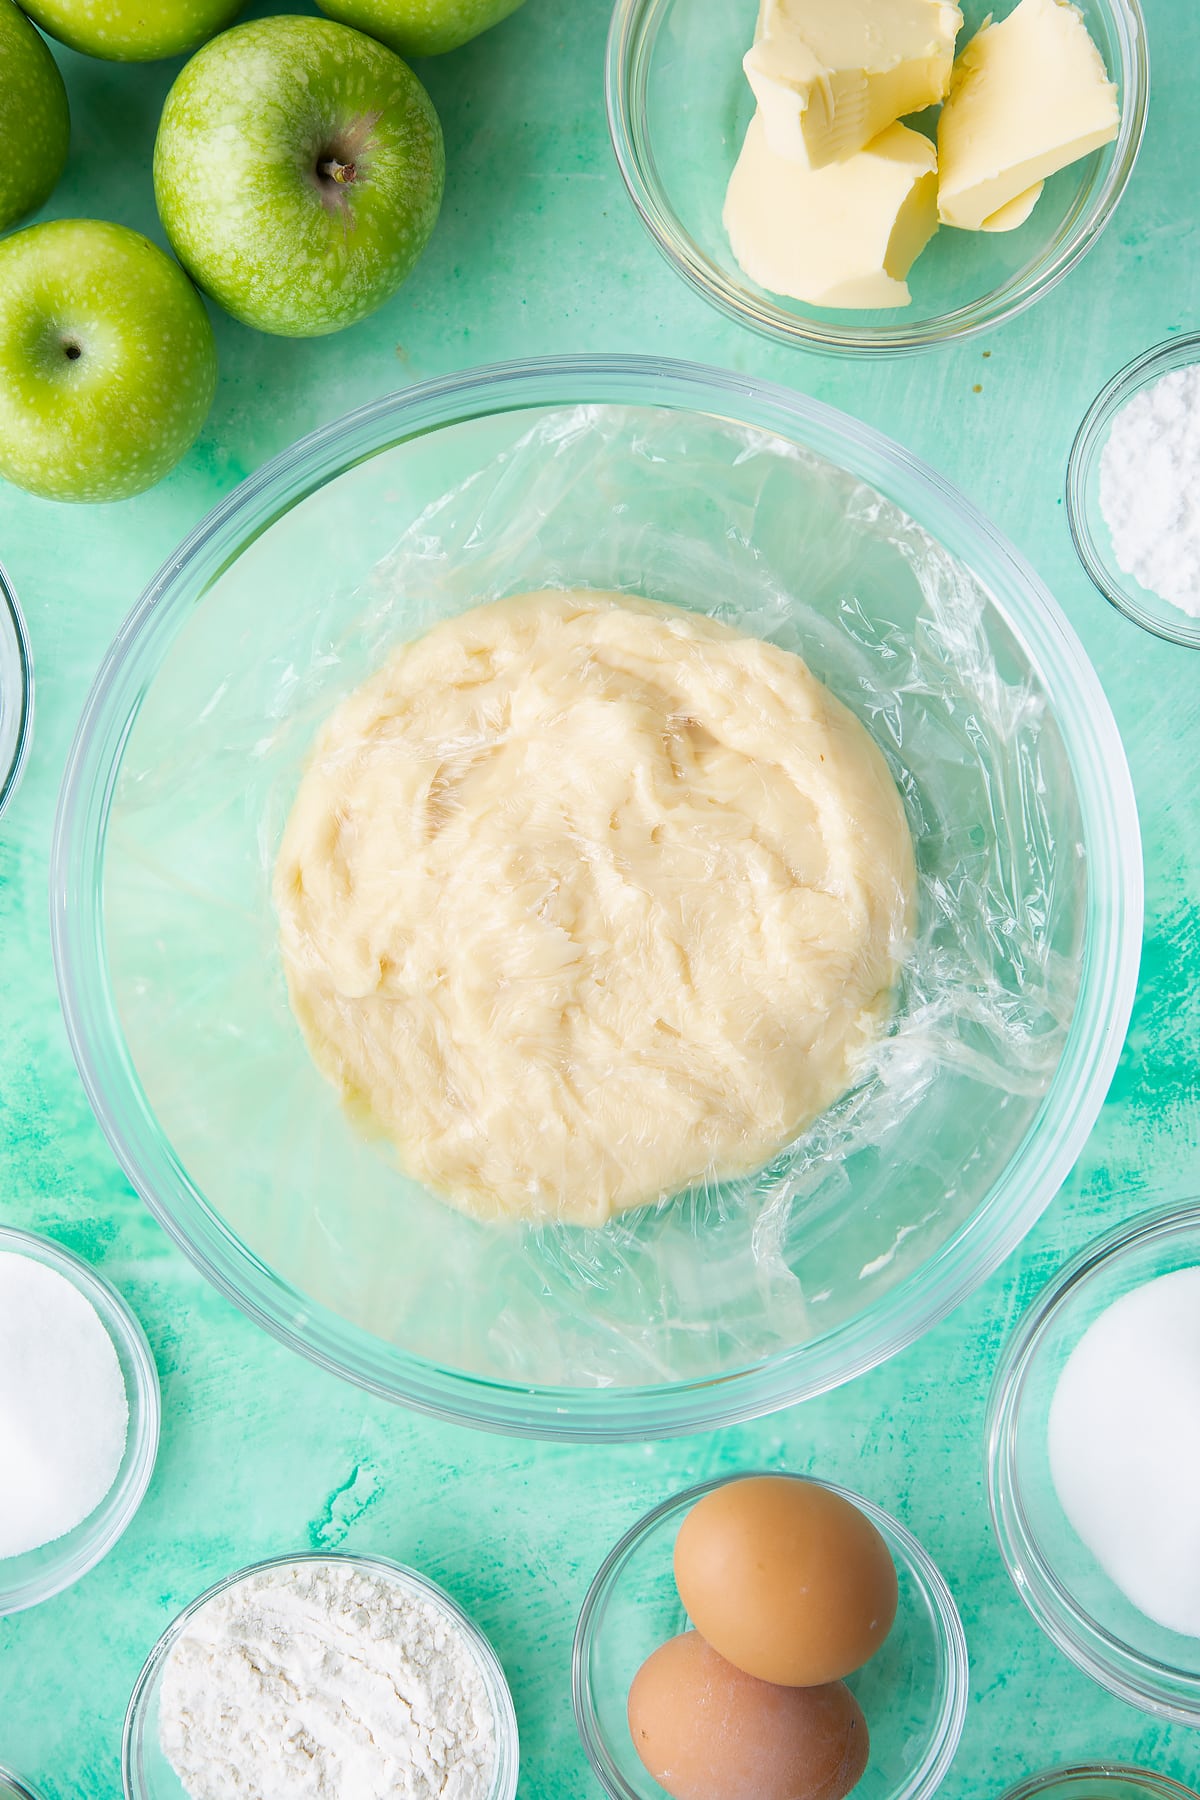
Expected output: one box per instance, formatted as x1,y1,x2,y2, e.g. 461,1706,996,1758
159,1558,498,1800
1099,361,1200,618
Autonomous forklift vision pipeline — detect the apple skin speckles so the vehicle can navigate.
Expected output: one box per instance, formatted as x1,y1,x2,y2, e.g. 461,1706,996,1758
21,0,242,62
153,16,445,339
0,0,70,231
0,220,218,503
315,0,527,59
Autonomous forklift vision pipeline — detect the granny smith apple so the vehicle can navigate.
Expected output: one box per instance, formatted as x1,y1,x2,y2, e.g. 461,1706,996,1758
0,220,217,503
154,17,444,338
0,0,69,230
316,0,526,57
20,0,242,61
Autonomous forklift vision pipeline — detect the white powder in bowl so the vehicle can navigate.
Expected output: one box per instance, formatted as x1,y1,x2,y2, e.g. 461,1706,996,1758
0,1250,129,1560
1048,1265,1200,1639
159,1558,500,1800
1098,362,1200,618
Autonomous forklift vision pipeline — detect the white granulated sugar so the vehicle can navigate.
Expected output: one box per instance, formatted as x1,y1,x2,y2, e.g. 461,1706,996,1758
159,1559,499,1800
1049,1265,1200,1639
0,1251,128,1560
1099,362,1200,617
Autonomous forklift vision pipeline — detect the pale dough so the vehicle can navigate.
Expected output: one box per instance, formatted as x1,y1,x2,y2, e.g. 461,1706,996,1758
274,591,916,1227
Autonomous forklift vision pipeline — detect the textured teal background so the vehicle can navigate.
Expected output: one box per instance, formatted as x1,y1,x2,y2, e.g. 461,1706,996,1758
1,1,1199,1795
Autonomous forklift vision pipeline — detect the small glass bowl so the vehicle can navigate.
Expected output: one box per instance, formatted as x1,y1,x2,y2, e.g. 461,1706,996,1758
987,1200,1200,1726
573,1473,968,1800
0,1768,47,1800
1067,335,1200,649
0,1226,160,1616
0,560,33,821
606,0,1148,357
999,1769,1200,1800
123,1551,520,1800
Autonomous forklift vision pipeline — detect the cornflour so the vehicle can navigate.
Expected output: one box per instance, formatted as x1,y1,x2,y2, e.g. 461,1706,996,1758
159,1559,498,1800
1099,361,1200,618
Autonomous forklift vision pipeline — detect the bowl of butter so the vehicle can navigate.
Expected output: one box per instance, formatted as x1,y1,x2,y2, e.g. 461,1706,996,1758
606,0,1148,355
52,354,1142,1439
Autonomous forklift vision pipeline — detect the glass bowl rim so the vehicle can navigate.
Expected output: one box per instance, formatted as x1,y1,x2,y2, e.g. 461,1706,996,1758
0,1767,47,1800
997,1767,1200,1800
121,1548,520,1800
571,1469,969,1800
604,0,1149,358
986,1198,1200,1725
50,351,1144,1442
0,558,34,822
0,1223,161,1617
1066,331,1200,649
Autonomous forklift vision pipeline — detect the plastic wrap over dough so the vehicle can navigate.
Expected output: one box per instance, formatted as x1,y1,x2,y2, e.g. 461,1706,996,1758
275,590,916,1225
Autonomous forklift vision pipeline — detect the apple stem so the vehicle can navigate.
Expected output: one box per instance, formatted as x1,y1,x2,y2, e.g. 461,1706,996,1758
318,157,357,186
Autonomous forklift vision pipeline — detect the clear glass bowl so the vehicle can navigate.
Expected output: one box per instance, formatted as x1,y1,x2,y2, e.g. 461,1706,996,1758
606,0,1148,356
0,559,33,821
999,1770,1200,1800
572,1473,968,1800
51,354,1143,1441
1066,335,1200,649
122,1551,519,1800
0,1226,160,1616
987,1201,1200,1726
0,1768,47,1800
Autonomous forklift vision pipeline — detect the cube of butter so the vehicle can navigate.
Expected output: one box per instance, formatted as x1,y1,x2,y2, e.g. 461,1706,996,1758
744,0,963,170
938,0,1120,231
723,115,939,310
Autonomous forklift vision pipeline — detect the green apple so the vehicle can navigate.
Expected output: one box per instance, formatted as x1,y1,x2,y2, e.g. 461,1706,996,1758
0,220,217,503
154,17,444,339
315,0,527,57
19,0,242,61
0,0,69,230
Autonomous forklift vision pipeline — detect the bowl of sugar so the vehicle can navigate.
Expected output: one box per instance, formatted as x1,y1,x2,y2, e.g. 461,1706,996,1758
987,1199,1200,1725
1068,335,1200,649
0,1226,160,1615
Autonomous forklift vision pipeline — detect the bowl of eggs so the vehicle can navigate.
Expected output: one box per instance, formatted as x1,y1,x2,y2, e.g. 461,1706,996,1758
572,1472,968,1800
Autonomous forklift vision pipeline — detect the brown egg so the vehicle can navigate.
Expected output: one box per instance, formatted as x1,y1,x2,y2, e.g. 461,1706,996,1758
627,1631,869,1800
674,1476,898,1687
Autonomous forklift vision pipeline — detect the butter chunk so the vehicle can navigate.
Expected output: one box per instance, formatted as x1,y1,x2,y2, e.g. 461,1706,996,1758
981,182,1044,232
724,115,939,310
745,0,963,170
938,0,1120,231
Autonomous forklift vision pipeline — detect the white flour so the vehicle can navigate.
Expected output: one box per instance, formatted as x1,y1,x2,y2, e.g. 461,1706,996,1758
159,1559,498,1800
1099,361,1200,618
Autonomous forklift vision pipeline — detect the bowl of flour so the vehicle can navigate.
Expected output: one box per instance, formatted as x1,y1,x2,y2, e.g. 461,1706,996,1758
122,1552,519,1800
1068,333,1200,650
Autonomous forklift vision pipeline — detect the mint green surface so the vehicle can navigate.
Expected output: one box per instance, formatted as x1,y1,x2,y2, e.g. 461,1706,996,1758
0,2,1198,1795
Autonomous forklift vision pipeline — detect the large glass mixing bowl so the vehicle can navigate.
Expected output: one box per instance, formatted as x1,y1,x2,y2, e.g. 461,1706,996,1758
52,356,1142,1440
